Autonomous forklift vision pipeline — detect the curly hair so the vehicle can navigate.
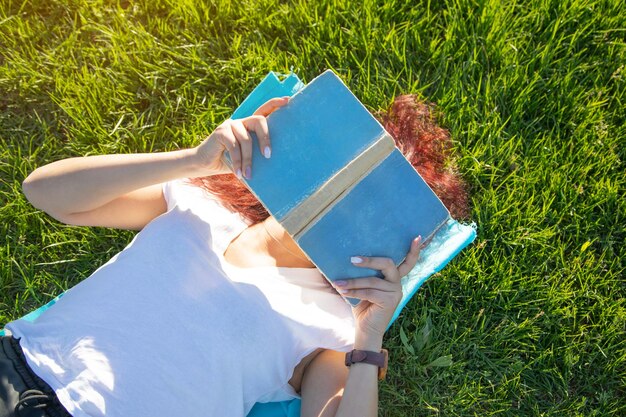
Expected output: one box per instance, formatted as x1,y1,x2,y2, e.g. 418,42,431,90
189,95,469,224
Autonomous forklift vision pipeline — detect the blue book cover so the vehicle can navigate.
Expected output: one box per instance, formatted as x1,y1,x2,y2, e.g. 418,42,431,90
231,70,456,305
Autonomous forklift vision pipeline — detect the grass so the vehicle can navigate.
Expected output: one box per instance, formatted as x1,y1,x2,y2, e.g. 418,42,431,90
1,0,624,415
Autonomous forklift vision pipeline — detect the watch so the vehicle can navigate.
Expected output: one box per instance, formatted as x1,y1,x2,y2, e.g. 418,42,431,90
345,349,389,380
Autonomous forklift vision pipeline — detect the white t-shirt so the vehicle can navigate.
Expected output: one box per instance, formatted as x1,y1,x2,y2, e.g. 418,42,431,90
7,179,356,417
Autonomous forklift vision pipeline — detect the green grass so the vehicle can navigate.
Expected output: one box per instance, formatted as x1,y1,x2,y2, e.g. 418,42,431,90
1,0,624,415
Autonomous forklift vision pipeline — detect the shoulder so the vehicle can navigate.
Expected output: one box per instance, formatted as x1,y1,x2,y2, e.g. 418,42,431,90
162,179,248,224
300,349,349,417
162,178,212,210
162,179,239,221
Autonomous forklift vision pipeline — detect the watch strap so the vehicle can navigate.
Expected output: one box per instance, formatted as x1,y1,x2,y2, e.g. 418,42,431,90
345,349,389,380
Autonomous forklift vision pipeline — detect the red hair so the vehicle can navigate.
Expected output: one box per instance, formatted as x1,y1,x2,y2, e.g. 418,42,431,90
376,95,470,219
189,95,470,223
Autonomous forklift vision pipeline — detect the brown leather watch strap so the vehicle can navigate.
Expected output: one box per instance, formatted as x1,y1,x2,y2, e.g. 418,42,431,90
345,349,389,380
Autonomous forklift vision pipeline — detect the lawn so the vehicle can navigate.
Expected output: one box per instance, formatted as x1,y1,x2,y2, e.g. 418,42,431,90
1,0,624,416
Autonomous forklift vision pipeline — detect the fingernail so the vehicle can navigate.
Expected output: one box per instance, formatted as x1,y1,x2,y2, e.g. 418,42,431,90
350,256,363,264
335,280,347,286
245,166,251,179
264,146,271,159
236,168,242,179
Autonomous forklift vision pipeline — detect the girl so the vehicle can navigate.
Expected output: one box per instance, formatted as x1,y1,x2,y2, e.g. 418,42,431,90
1,95,468,417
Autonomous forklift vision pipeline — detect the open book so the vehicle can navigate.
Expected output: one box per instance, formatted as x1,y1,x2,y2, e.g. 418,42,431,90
230,70,476,320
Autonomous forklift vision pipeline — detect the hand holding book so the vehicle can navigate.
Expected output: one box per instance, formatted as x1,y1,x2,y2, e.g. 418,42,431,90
190,97,289,178
337,236,423,339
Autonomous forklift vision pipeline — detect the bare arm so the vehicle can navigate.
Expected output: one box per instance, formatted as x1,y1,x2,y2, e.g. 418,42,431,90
300,333,383,417
22,97,289,230
333,332,382,417
301,238,423,417
22,150,201,230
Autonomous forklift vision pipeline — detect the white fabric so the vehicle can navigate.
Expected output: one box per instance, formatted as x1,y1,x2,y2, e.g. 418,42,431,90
7,179,355,417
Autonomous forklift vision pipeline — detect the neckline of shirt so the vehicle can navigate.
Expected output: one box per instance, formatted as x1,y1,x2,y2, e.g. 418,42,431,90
216,212,323,278
217,250,322,277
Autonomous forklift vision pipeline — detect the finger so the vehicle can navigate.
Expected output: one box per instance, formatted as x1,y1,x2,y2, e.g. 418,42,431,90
242,116,271,159
217,127,242,178
337,287,401,309
253,96,290,117
230,120,253,179
350,256,401,283
333,277,398,293
398,236,422,277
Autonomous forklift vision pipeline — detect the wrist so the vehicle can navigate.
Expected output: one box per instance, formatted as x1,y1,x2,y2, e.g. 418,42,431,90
353,331,384,351
177,148,202,176
179,147,217,178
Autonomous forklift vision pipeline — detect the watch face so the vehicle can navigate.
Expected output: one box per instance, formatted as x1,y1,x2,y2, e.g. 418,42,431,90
382,348,389,368
378,366,387,380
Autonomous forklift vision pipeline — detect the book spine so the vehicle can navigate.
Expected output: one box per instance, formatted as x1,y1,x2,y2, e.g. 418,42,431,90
280,131,396,239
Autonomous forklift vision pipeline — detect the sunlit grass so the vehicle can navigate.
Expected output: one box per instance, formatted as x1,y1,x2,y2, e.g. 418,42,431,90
1,0,624,415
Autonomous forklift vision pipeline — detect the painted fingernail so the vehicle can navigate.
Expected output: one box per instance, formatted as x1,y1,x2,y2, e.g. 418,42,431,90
264,146,271,159
335,280,347,286
245,166,251,179
350,256,363,264
236,168,242,179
